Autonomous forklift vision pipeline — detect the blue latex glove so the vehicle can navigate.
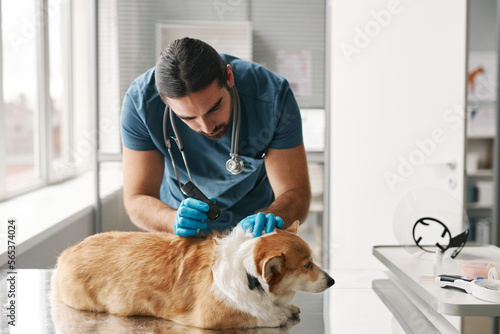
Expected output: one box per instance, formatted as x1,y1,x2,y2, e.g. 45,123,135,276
174,198,209,237
239,212,284,238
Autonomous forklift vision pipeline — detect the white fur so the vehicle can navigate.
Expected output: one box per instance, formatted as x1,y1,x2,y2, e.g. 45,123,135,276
211,226,288,322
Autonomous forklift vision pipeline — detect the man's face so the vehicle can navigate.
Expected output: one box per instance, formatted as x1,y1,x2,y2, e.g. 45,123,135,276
165,68,234,140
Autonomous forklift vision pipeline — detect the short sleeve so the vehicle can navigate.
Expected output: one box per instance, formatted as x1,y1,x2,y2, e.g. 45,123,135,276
269,80,303,149
120,82,157,151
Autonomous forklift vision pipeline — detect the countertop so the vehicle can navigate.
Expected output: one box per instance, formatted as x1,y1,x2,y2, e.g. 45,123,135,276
1,269,407,334
374,245,500,316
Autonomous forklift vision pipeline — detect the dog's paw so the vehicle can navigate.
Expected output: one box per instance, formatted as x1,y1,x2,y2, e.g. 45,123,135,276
287,304,300,318
282,304,300,319
257,315,288,328
278,315,289,327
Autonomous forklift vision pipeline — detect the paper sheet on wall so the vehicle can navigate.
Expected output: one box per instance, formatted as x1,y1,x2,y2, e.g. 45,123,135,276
468,52,497,102
301,109,325,152
276,50,312,97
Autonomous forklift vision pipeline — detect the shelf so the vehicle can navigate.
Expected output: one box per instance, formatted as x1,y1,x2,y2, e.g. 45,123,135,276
467,169,494,178
467,203,493,210
306,151,324,163
467,135,495,139
467,98,496,107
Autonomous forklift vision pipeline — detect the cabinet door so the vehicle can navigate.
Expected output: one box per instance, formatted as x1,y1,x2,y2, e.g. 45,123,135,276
329,0,468,268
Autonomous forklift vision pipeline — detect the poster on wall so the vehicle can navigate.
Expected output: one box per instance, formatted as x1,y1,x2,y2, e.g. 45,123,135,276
468,51,497,102
276,50,312,97
467,52,497,137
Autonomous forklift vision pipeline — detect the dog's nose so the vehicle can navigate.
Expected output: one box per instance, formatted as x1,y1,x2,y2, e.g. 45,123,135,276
326,275,335,288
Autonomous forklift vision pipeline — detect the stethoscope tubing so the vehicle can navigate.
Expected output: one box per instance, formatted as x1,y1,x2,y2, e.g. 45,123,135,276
230,85,240,157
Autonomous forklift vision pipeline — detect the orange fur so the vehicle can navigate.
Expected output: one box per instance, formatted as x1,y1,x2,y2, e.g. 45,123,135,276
255,225,322,297
52,222,334,329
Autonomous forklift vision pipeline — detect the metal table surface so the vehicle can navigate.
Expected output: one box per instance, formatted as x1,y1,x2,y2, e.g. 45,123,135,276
0,269,325,334
1,269,409,334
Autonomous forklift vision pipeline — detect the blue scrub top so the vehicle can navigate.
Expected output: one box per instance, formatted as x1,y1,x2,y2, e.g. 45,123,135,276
120,54,303,233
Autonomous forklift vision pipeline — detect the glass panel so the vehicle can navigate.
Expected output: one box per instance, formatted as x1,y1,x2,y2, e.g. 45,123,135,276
48,0,67,162
2,0,39,188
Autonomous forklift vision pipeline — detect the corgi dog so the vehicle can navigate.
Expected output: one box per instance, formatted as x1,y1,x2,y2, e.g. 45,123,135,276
52,221,334,329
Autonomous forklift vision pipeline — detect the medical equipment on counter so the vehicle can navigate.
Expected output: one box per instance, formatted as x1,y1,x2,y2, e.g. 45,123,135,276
488,263,500,280
436,274,500,303
412,217,469,259
433,249,443,276
393,188,470,260
460,262,490,278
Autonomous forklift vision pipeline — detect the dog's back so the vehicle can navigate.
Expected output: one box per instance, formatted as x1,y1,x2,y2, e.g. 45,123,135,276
53,232,216,322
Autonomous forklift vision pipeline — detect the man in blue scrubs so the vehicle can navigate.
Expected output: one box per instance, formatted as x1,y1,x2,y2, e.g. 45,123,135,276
121,37,311,237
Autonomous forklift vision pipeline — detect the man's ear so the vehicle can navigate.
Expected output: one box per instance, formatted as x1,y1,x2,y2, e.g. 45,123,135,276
262,253,285,282
286,220,300,234
226,64,234,88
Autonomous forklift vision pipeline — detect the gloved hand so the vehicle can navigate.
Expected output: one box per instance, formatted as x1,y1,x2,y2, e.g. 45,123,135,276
174,198,210,237
239,212,284,238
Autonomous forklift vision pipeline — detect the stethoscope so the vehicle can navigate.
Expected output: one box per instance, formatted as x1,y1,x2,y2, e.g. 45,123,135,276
161,85,243,220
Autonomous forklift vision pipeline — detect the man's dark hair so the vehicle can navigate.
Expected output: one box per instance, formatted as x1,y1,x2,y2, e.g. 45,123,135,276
155,37,228,99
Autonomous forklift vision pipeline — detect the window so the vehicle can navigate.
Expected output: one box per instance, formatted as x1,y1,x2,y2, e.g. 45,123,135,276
0,0,94,200
2,0,39,190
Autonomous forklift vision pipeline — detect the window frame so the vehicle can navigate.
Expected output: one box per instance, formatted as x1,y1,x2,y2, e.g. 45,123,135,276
0,0,93,201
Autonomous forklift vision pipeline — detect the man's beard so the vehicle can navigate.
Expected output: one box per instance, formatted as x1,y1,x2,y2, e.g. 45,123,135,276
198,121,230,140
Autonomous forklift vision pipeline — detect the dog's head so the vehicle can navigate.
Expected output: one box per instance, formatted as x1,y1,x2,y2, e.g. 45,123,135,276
252,221,335,298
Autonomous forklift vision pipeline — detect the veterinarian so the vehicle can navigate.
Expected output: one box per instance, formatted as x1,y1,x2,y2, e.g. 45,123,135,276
121,37,311,237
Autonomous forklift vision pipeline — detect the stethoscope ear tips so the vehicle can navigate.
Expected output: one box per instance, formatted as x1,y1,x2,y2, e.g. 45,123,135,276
226,156,244,175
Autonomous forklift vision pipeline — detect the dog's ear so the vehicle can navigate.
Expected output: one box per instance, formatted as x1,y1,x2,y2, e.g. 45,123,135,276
262,253,285,282
285,220,300,234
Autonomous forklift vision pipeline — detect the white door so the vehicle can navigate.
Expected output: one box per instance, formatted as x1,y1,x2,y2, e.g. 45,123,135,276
329,0,468,269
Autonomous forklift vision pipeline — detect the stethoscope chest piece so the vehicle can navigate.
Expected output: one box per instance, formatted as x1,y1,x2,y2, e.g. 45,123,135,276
226,154,244,175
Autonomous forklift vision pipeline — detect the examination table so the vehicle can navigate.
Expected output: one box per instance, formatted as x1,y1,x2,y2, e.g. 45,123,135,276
5,259,500,333
1,269,412,333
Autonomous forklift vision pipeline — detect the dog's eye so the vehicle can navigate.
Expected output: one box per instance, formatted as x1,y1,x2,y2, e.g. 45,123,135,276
304,262,312,269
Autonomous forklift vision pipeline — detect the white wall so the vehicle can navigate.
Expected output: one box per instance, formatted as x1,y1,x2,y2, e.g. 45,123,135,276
329,0,468,269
